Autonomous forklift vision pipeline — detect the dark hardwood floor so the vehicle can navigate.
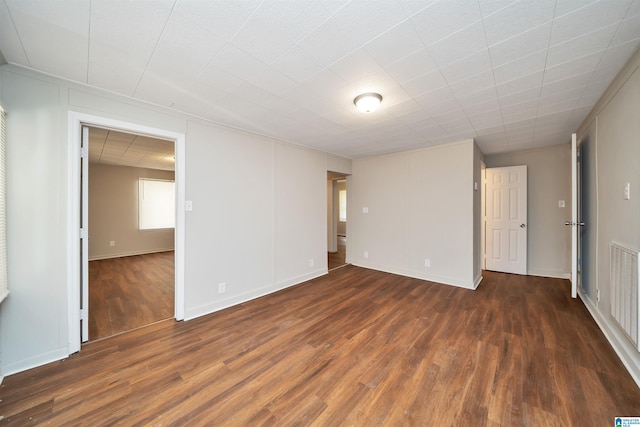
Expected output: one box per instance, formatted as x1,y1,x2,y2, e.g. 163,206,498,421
88,251,174,341
2,266,639,425
328,235,347,270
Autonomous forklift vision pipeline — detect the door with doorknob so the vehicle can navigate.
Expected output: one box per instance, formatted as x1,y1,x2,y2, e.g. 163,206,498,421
485,165,528,275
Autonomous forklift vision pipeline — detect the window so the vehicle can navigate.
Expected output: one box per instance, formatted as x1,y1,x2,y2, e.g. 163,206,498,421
139,178,175,230
339,189,347,222
0,106,7,303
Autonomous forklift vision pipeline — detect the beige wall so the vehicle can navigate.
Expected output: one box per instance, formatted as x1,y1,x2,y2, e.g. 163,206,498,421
577,46,640,385
350,139,477,289
0,65,344,376
485,144,572,278
88,163,175,260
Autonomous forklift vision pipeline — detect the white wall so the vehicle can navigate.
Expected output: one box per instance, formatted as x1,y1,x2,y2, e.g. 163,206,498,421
350,139,478,289
0,64,349,375
577,46,640,385
485,144,572,278
89,163,175,260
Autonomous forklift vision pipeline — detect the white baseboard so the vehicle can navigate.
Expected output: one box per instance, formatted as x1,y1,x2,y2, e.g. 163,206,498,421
184,269,328,321
89,247,174,261
473,273,483,289
527,268,571,280
351,261,475,290
578,289,640,389
1,347,69,379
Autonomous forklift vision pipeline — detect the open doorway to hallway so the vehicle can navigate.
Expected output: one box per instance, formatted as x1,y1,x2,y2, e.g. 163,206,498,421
328,172,348,270
87,126,175,341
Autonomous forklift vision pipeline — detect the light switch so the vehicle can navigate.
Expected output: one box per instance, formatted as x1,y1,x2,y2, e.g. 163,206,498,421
558,200,565,208
624,183,631,200
185,200,193,211
362,207,369,214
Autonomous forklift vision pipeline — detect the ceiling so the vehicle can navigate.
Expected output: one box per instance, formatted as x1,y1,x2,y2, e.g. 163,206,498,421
1,1,639,158
89,126,175,171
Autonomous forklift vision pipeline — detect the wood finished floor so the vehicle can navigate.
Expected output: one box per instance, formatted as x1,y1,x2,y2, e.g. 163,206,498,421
89,251,174,341
328,235,347,270
2,266,639,425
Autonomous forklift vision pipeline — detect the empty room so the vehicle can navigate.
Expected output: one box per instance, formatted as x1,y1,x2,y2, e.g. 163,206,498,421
1,0,640,425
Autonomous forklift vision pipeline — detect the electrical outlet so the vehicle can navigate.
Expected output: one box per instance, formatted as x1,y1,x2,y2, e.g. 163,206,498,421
309,258,314,267
364,251,369,259
109,241,115,247
218,282,226,294
425,259,431,267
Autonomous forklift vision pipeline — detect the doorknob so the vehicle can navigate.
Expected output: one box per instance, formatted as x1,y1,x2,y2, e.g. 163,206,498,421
520,224,526,228
565,221,573,226
578,222,585,226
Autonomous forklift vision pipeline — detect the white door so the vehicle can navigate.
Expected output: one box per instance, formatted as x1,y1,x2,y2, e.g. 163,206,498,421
485,166,527,275
80,126,89,342
566,133,579,298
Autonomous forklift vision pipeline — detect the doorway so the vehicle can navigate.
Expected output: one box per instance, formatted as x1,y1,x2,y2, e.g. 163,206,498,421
484,165,528,275
86,126,176,341
328,172,348,270
68,112,186,354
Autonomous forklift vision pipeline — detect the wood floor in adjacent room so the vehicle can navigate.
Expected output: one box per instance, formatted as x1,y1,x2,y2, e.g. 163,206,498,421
328,235,347,270
2,266,639,425
88,251,174,341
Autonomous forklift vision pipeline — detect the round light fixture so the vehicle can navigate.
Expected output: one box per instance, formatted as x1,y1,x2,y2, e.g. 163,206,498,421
353,92,382,113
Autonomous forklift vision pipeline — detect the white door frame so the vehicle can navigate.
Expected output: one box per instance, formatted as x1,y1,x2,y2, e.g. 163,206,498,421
67,111,186,354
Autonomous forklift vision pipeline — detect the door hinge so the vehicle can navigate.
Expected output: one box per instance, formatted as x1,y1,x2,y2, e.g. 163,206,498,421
80,308,87,321
80,147,88,159
80,227,87,239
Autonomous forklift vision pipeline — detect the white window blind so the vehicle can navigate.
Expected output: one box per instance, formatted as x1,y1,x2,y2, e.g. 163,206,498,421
139,178,175,230
0,106,8,303
339,189,347,222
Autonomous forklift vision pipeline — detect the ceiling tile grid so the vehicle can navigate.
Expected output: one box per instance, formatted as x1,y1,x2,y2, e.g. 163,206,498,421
1,0,639,158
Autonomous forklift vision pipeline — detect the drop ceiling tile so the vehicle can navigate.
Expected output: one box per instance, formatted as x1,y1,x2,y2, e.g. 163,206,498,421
496,71,543,98
540,72,592,97
329,49,388,84
297,18,361,66
175,0,261,41
211,44,268,82
364,21,425,67
543,51,603,84
428,22,488,67
547,23,617,68
414,85,455,106
230,17,295,65
317,0,350,15
89,0,174,95
332,0,409,46
597,39,640,74
249,67,298,95
502,108,538,125
6,0,89,82
489,23,552,67
385,49,437,83
385,99,425,119
411,0,482,45
252,1,331,43
401,69,448,96
499,86,541,107
468,109,504,130
145,12,226,86
493,49,547,84
439,49,492,84
449,70,495,98
478,0,516,18
482,0,555,46
456,87,499,109
0,1,29,65
611,15,640,46
549,0,630,46
271,45,325,83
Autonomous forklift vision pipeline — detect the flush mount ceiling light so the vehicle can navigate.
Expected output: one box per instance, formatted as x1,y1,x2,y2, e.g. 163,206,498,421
354,92,382,113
